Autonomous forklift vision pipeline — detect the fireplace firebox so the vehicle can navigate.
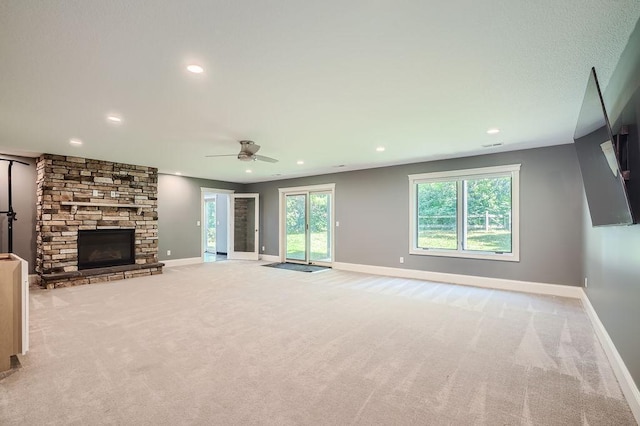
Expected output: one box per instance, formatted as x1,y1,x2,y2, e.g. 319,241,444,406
77,229,135,270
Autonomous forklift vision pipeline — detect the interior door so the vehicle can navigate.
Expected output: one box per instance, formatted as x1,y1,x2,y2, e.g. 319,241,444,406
228,193,259,260
285,191,332,265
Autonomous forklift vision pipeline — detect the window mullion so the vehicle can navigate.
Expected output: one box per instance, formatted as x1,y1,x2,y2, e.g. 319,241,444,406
460,180,469,251
457,180,465,252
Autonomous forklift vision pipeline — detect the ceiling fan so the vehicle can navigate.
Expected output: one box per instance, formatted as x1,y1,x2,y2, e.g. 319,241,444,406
206,140,278,163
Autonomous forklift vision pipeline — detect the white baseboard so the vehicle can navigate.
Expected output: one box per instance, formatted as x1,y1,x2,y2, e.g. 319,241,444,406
332,262,583,299
162,257,203,268
164,255,280,266
581,290,640,423
260,255,281,262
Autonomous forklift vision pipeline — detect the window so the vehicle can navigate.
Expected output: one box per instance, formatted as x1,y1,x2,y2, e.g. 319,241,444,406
409,164,520,261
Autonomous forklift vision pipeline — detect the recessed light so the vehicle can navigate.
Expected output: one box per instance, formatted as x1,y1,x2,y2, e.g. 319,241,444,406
245,169,252,173
376,146,385,152
487,128,500,135
106,115,122,123
297,160,304,165
69,138,83,146
187,64,204,74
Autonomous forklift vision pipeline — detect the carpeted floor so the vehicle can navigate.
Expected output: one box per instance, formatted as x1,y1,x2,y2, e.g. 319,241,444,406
0,261,636,425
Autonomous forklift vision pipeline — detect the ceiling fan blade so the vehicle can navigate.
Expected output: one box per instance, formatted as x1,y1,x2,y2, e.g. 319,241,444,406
205,154,237,158
254,154,278,163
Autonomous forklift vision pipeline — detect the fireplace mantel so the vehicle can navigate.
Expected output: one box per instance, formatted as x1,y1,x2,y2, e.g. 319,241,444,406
61,201,146,214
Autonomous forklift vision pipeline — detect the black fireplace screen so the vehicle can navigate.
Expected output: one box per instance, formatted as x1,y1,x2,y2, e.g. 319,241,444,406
77,229,135,270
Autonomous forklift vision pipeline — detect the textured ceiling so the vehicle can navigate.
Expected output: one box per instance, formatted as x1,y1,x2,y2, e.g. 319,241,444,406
1,1,639,183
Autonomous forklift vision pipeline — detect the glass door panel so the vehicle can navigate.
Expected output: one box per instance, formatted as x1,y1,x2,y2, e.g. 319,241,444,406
309,192,331,263
228,194,259,260
285,194,307,262
204,198,216,253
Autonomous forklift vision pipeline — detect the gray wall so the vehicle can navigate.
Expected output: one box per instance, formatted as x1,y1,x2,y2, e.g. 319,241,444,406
248,144,584,286
581,18,640,389
0,155,37,273
582,203,640,389
157,174,243,261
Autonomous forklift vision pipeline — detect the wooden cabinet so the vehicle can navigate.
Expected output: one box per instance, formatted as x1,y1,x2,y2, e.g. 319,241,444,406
0,254,28,372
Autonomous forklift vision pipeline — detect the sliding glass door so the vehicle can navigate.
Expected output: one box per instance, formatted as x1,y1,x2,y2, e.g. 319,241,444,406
285,190,332,265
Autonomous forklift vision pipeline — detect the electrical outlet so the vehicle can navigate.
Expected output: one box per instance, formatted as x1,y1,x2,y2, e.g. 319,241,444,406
584,277,588,288
400,257,404,264
262,246,265,252
167,250,171,256
336,221,340,227
111,191,117,197
92,190,99,196
196,220,201,226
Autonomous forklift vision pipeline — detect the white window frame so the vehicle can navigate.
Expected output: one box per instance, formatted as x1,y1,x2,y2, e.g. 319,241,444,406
408,164,520,262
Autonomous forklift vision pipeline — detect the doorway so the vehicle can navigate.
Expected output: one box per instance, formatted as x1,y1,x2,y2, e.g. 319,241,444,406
279,184,334,266
201,188,233,263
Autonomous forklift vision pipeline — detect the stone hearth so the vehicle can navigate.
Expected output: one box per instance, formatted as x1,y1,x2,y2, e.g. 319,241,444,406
36,154,163,288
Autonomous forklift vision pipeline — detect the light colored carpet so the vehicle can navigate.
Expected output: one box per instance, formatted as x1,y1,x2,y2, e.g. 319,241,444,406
0,261,636,425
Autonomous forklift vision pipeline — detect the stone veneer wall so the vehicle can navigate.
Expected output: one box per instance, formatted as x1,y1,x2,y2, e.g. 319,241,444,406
36,154,162,288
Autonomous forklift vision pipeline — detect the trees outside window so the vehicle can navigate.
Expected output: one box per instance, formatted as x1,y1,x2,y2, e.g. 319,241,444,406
410,164,520,261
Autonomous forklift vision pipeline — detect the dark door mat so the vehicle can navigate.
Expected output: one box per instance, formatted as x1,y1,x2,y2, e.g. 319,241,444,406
263,262,330,273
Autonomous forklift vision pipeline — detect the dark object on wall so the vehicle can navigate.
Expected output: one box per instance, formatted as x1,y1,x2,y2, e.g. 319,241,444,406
0,157,30,251
574,68,636,226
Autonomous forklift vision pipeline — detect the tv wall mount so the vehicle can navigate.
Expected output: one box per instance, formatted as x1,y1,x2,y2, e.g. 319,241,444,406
614,126,630,180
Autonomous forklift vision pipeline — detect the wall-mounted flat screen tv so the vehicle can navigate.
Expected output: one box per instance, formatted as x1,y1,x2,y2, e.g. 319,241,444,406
573,67,634,226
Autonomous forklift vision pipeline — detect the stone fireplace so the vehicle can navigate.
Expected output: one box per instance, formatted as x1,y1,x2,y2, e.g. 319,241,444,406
36,154,163,288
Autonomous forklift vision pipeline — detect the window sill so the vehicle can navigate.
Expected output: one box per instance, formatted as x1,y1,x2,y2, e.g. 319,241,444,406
409,248,519,262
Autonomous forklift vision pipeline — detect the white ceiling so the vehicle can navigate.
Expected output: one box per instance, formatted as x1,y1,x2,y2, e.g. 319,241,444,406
1,1,639,183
